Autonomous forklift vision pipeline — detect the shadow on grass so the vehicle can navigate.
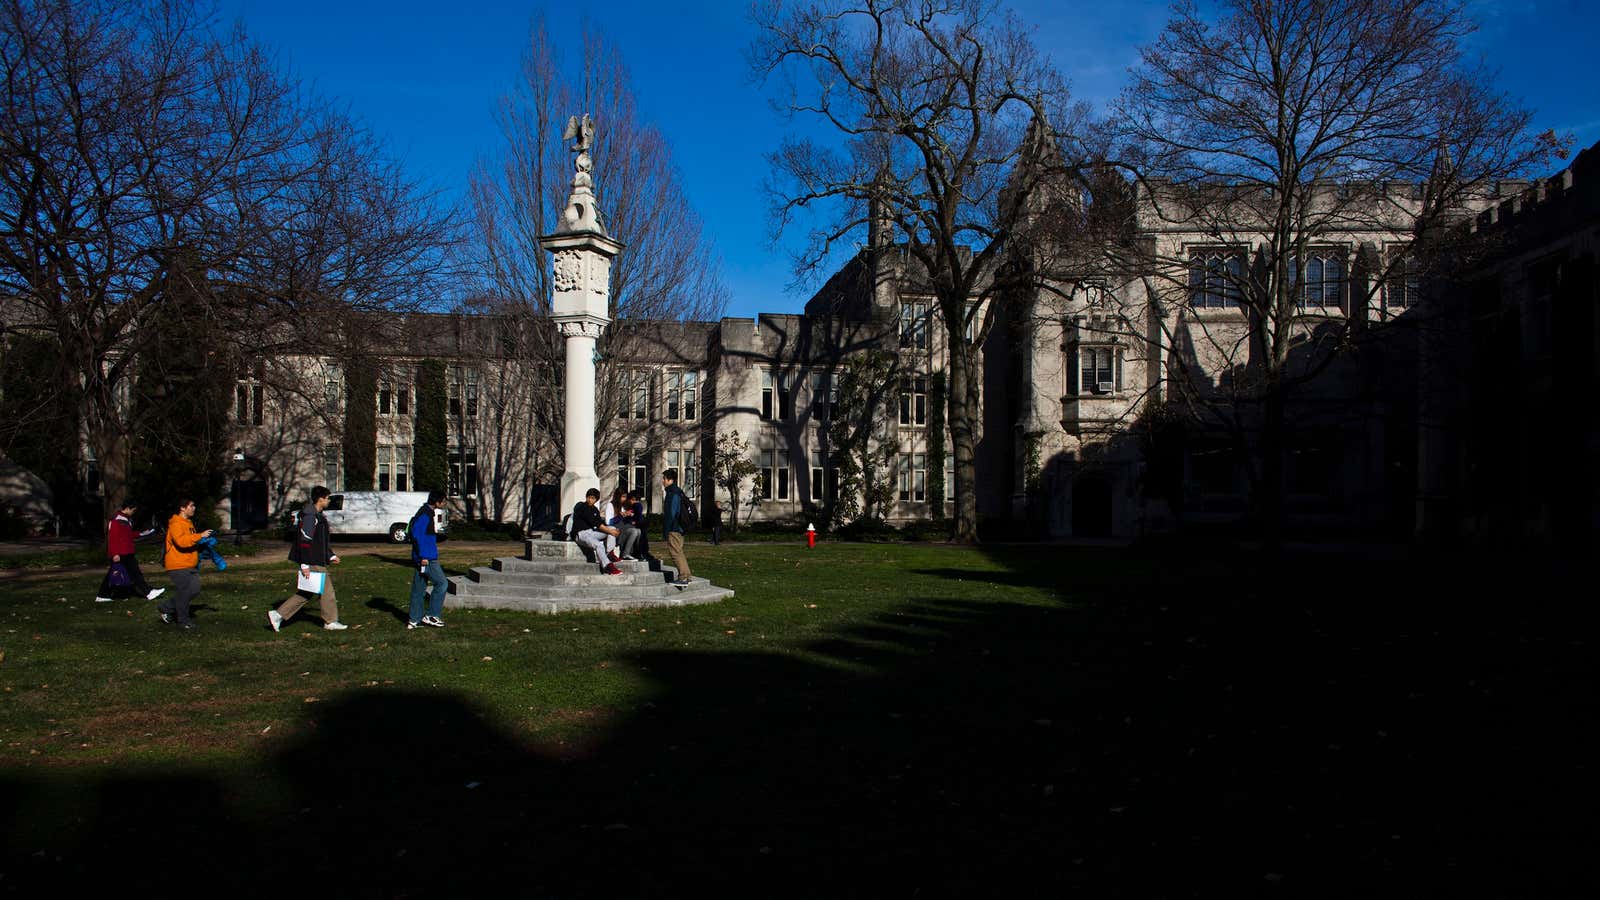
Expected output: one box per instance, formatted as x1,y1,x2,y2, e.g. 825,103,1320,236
364,594,411,624
2,545,1595,897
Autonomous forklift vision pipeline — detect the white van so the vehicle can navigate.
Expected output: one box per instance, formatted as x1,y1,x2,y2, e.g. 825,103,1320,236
320,491,448,543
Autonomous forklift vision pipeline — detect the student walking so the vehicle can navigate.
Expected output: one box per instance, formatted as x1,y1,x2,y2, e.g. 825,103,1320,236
159,499,213,629
407,490,448,630
662,468,693,587
96,500,164,603
268,486,345,632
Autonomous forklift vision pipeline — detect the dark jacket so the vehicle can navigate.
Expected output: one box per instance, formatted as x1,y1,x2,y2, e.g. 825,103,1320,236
706,505,723,528
410,505,439,561
288,502,334,566
664,485,686,537
571,501,605,534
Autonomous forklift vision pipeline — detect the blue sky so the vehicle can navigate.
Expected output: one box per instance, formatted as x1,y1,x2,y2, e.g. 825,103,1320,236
221,0,1600,320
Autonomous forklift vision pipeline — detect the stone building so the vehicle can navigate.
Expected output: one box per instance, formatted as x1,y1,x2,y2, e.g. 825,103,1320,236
5,142,1593,543
1419,140,1600,547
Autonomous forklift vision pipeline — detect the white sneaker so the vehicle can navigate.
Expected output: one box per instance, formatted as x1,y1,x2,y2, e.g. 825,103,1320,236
95,596,113,603
323,621,348,631
146,588,166,601
267,610,283,632
421,615,445,628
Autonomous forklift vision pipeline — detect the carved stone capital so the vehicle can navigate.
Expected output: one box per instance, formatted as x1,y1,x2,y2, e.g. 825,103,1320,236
556,319,607,340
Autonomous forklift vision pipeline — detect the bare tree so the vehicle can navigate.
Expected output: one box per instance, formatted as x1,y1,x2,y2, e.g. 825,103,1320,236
751,0,1087,542
0,0,452,523
467,19,728,502
712,429,759,534
1109,0,1567,539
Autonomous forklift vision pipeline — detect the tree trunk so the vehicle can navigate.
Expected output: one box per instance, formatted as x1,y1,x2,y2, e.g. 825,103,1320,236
1258,378,1287,552
90,404,129,524
947,341,980,543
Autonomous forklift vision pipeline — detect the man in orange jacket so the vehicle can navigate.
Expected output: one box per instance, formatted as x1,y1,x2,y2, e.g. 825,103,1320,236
160,498,213,630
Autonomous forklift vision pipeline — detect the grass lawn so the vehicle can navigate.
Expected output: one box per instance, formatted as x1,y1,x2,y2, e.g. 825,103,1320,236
0,539,1592,896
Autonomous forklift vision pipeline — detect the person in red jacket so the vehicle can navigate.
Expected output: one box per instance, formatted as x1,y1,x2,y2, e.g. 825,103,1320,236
94,500,165,603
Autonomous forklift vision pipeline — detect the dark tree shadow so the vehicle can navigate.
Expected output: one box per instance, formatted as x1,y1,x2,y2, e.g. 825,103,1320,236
2,545,1595,898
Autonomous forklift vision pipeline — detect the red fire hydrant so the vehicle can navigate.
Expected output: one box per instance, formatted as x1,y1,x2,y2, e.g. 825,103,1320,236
806,522,817,549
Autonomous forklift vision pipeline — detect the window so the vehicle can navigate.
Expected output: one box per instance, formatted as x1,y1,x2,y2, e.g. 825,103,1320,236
665,448,697,498
324,365,343,415
1383,256,1421,309
756,448,789,500
1188,251,1244,308
617,447,649,494
810,372,833,420
1190,445,1236,496
666,370,697,421
900,299,930,349
1296,252,1346,310
756,449,773,499
1288,440,1340,497
379,378,412,416
449,367,479,418
448,449,478,497
810,451,827,501
620,369,651,420
1080,347,1122,394
898,452,927,502
761,370,792,421
376,445,410,491
899,376,928,426
322,443,340,492
235,380,263,426
964,302,979,342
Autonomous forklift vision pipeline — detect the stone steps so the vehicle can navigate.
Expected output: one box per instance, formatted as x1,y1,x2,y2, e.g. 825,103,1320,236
468,566,667,588
443,539,731,614
445,583,733,614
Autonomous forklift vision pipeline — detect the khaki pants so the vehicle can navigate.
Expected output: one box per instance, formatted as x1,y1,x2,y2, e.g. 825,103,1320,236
276,565,338,624
666,532,691,580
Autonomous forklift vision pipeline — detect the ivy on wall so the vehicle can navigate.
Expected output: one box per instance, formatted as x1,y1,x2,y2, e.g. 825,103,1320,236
342,357,378,490
413,359,448,494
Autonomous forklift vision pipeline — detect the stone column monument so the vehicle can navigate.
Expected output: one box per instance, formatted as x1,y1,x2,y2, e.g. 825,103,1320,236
540,114,623,517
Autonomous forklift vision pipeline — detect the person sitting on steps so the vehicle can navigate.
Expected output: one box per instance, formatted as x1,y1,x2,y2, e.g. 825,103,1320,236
572,488,623,575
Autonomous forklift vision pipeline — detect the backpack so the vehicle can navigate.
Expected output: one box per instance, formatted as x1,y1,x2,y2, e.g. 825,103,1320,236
677,494,699,530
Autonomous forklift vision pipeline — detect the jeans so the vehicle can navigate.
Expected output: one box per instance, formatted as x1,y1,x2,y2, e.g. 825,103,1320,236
409,560,447,622
576,529,609,570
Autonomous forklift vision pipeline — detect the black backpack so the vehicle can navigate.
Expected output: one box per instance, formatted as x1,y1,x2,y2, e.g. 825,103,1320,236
677,494,700,530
